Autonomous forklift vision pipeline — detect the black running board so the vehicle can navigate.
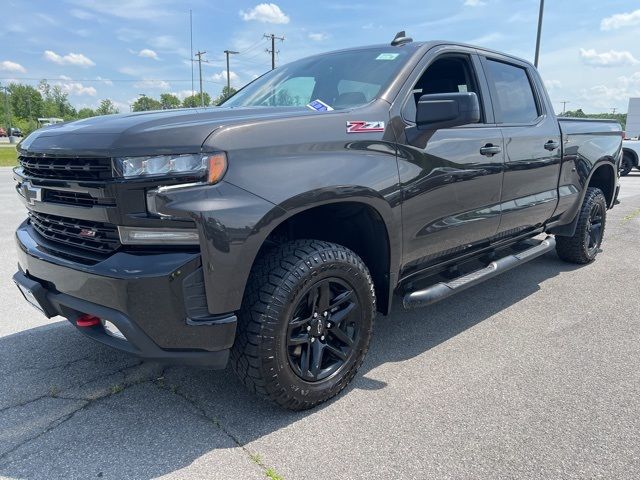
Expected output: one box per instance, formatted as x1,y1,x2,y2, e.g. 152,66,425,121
403,236,556,309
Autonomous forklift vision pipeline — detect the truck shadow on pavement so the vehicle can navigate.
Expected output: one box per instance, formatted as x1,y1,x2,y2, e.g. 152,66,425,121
0,252,581,479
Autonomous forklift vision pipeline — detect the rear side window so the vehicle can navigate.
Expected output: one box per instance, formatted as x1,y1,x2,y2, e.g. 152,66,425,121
485,59,540,124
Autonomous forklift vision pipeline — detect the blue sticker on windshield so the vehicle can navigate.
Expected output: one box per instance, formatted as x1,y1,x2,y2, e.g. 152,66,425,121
307,99,334,112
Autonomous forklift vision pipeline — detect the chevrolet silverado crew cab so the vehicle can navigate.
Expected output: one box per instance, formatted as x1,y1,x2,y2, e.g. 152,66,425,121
13,33,622,410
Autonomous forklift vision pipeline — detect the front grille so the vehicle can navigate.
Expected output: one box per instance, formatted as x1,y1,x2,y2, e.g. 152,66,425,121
28,211,121,256
43,190,98,207
19,156,113,181
41,190,116,208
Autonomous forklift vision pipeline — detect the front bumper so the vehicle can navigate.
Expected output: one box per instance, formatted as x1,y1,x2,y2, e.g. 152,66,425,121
14,221,237,368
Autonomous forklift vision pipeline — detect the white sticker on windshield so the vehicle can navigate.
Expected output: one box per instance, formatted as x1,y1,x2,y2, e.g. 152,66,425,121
307,99,334,112
376,53,399,60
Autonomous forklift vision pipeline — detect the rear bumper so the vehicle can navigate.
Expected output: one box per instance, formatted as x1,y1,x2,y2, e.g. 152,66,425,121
14,221,237,368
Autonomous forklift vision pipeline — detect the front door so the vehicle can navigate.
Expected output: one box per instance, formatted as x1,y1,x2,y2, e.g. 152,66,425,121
393,52,505,276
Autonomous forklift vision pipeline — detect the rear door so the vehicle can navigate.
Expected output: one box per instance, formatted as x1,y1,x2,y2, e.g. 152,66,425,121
479,54,562,235
391,47,505,275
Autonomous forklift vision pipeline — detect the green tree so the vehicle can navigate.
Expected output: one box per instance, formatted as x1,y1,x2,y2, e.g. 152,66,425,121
77,107,96,119
131,95,162,112
182,92,211,108
561,109,586,118
96,99,119,115
7,84,43,121
160,93,181,109
215,86,237,105
38,81,76,119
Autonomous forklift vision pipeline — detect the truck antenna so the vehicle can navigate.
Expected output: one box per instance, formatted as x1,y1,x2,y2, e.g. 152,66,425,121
391,31,413,46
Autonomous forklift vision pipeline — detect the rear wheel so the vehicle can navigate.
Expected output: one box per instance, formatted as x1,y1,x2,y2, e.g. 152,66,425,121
231,239,375,410
556,187,607,264
619,153,634,176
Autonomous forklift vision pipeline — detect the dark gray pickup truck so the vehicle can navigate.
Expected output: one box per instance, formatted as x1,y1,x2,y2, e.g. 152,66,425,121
13,33,622,410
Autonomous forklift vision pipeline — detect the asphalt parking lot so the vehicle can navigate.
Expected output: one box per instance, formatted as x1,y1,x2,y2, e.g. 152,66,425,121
1,168,639,479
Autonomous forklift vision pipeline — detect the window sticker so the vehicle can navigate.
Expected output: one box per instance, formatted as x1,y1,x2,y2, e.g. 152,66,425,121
306,99,334,111
376,53,399,61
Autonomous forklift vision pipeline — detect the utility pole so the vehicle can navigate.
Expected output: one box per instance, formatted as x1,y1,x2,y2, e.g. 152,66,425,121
264,33,284,70
194,50,208,107
534,0,545,67
224,50,239,91
1,84,10,135
190,10,194,96
560,100,569,114
611,107,617,114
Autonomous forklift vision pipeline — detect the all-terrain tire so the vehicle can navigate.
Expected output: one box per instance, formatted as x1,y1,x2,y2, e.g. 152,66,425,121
230,239,376,410
555,187,607,264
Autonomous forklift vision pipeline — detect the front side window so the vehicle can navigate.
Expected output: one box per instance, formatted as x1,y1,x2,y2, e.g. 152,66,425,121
404,55,483,122
222,48,411,110
485,59,540,124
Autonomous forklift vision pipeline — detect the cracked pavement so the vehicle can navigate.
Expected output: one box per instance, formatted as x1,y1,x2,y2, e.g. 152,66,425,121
1,168,640,479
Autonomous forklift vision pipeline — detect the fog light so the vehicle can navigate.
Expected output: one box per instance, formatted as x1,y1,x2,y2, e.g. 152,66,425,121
101,319,126,340
118,226,199,245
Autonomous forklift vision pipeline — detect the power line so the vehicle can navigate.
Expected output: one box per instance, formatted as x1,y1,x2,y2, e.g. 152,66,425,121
264,33,284,70
237,38,268,55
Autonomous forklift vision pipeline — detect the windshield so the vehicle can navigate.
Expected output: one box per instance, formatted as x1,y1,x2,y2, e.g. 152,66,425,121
222,48,411,110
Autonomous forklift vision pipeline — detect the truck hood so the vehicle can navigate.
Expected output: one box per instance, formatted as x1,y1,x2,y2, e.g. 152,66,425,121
19,106,320,157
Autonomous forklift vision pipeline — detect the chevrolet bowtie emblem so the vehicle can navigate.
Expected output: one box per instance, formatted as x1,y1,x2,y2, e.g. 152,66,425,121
22,182,42,206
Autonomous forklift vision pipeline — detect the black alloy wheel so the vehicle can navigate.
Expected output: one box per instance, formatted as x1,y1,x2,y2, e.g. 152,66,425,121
585,201,604,257
287,278,361,382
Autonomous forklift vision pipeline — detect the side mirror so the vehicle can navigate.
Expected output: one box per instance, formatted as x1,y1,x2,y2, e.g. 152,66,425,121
416,92,480,130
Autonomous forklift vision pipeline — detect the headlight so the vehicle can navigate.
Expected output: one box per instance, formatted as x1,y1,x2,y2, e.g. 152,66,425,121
112,153,227,183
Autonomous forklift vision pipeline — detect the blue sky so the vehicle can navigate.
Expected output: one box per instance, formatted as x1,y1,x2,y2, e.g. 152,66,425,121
1,0,640,113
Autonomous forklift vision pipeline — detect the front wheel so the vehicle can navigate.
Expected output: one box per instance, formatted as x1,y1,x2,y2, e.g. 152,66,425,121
231,239,375,410
556,187,607,264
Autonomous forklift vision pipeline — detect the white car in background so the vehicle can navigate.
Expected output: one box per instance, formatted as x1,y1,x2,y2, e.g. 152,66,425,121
621,139,640,176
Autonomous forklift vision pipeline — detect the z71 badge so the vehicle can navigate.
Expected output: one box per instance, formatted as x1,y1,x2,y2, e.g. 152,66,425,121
346,121,385,133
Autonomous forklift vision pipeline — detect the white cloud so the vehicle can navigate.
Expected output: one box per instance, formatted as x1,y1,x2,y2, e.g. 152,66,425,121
578,73,640,109
0,60,26,73
138,48,159,60
54,79,97,96
134,79,170,89
601,9,640,31
464,0,486,6
240,3,289,24
468,32,503,45
544,79,562,90
308,32,329,41
36,13,58,25
579,48,639,67
69,0,172,20
43,50,95,67
70,8,96,20
210,70,239,83
173,90,196,100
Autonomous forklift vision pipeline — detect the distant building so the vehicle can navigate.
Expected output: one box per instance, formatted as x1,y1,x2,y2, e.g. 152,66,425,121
627,98,640,139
